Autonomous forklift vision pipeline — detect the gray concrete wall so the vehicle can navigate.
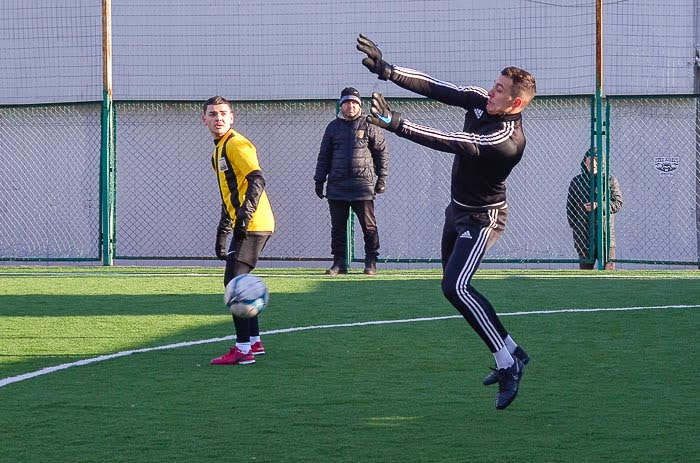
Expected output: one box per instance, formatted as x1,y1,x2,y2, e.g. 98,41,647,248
0,0,696,104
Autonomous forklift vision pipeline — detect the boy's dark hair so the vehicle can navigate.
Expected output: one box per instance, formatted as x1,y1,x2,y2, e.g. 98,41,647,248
203,96,232,113
501,67,536,104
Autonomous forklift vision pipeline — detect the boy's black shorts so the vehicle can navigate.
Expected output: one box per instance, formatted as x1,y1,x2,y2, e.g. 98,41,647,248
226,232,271,268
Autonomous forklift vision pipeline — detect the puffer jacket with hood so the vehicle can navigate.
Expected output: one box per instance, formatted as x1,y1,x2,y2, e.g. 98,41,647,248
314,111,388,201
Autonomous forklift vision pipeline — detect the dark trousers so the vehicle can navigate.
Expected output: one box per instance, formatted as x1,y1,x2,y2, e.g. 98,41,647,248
328,199,379,263
579,246,616,270
440,203,510,353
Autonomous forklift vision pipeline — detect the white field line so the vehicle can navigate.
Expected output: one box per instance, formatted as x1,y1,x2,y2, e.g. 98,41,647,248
1,304,698,389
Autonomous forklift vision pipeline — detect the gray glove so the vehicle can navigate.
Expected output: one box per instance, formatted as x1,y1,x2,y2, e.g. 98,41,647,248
356,34,393,81
368,92,402,131
375,177,387,194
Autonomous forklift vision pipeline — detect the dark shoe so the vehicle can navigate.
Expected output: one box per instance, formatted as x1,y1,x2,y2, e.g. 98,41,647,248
363,259,377,275
325,263,348,276
483,346,529,386
495,357,523,410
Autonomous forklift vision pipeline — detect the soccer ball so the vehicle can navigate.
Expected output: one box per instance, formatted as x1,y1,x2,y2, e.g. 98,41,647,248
224,274,269,318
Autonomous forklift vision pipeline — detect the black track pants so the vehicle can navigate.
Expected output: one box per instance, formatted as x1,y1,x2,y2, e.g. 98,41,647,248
440,204,509,353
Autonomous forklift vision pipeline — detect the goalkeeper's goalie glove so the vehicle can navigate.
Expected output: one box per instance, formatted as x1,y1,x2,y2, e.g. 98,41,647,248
367,92,402,132
356,34,393,81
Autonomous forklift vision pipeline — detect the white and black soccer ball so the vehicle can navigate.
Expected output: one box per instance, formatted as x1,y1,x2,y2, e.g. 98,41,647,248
224,274,269,318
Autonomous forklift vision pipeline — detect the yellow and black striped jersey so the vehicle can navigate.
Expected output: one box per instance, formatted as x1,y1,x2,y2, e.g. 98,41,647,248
211,129,275,232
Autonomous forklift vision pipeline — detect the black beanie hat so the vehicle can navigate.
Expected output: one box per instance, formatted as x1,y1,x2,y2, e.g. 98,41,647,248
340,87,361,104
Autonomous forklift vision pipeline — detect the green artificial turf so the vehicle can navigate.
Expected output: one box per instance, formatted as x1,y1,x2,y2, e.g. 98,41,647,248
1,268,698,462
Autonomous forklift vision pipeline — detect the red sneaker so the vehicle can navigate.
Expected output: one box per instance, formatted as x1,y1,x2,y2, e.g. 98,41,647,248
250,341,266,356
210,346,255,365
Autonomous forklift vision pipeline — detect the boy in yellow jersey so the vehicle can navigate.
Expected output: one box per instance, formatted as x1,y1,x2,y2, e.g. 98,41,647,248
202,96,275,365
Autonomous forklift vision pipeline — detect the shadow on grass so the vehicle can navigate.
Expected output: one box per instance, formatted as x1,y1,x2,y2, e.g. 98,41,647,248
2,275,698,381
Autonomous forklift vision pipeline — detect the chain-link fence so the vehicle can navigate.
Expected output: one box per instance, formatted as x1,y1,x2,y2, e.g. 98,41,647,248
0,103,102,260
114,97,595,263
113,100,333,260
1,96,698,267
608,96,700,265
348,96,596,263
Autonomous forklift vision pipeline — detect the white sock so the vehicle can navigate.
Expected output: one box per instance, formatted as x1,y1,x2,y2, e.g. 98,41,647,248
236,342,251,354
494,347,514,370
504,335,518,354
250,336,261,344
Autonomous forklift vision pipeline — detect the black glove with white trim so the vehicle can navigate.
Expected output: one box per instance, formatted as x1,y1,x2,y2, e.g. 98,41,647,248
215,232,228,260
233,218,248,242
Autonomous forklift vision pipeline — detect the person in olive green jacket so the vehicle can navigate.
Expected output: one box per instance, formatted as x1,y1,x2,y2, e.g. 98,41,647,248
566,148,623,269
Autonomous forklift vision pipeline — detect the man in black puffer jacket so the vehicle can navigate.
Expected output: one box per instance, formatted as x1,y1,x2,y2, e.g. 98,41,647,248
314,87,389,275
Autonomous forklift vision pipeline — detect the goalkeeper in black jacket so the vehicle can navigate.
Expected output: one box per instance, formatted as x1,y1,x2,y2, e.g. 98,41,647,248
357,34,536,410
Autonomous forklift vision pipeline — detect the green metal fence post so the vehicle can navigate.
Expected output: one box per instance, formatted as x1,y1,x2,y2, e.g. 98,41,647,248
100,0,114,266
594,0,605,270
604,101,612,267
695,46,700,269
587,97,596,268
100,93,114,266
346,213,355,268
594,95,605,271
